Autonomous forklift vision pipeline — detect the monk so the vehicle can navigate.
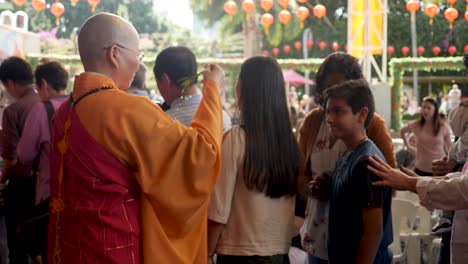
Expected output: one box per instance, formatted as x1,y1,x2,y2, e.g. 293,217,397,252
47,13,224,264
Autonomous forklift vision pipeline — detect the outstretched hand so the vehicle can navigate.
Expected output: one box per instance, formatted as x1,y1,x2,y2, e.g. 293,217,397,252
203,64,225,89
367,155,419,193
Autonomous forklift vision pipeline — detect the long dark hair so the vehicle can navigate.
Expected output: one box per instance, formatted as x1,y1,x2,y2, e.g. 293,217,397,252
237,56,301,198
314,52,363,106
418,97,442,136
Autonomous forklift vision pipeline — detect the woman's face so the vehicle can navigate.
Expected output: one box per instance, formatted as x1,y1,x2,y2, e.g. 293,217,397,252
421,101,435,120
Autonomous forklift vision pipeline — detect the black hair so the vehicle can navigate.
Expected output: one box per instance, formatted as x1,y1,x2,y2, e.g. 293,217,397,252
238,56,301,198
314,52,363,106
34,59,68,91
153,46,197,88
130,62,147,90
0,56,34,86
324,79,375,128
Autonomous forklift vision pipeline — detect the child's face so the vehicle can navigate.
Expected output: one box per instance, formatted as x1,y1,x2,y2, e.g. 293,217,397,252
326,97,365,139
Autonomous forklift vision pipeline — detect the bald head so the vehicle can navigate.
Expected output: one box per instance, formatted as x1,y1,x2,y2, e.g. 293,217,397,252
78,12,139,70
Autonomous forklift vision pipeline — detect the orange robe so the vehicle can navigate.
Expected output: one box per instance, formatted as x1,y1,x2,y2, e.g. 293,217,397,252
50,73,223,263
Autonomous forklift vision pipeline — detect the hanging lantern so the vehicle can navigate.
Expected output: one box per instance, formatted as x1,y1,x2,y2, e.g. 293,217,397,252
224,0,237,21
260,0,274,12
284,45,291,54
424,3,439,25
279,0,290,9
318,41,327,50
432,46,441,56
387,46,395,56
242,0,255,19
447,0,457,7
87,0,101,13
344,44,348,52
296,6,310,28
13,0,27,6
70,0,80,6
51,2,65,25
406,0,420,13
417,46,425,56
444,7,459,29
313,4,326,19
331,42,340,51
465,10,468,21
448,45,457,55
297,0,307,2
401,46,410,56
261,13,274,34
278,10,292,24
272,48,280,56
307,39,314,48
262,50,270,56
464,45,468,53
294,41,302,51
32,0,46,12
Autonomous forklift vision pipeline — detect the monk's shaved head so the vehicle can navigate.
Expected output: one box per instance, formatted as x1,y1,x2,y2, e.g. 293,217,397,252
78,12,139,70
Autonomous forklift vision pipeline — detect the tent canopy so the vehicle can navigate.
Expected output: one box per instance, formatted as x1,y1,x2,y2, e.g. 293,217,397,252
282,69,314,86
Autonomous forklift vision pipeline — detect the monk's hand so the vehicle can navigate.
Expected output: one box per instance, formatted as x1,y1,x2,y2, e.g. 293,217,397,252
432,156,457,176
368,155,418,191
203,64,225,89
309,172,332,201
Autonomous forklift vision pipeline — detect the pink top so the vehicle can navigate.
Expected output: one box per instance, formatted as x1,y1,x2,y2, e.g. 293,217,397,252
404,121,452,172
17,96,68,205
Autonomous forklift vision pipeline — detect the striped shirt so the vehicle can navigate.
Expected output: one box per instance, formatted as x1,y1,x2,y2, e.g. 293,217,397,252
166,94,232,130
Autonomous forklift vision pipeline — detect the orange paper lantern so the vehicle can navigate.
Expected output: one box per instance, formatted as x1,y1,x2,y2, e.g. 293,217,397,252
272,48,280,56
296,6,310,28
313,4,326,19
13,0,27,6
279,0,290,9
307,39,314,48
318,41,327,50
294,41,302,51
224,0,237,21
278,10,292,24
260,0,274,12
331,42,339,51
70,0,80,6
401,46,410,56
387,46,395,56
448,45,457,55
242,0,255,19
87,0,101,13
424,3,439,24
297,0,307,3
51,2,65,25
444,7,459,29
32,0,46,12
283,45,291,54
465,10,468,21
464,45,468,53
447,0,457,7
261,13,274,34
432,46,441,56
417,46,425,56
262,50,270,56
406,0,420,13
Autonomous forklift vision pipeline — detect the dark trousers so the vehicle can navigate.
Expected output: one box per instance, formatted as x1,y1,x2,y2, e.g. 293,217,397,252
217,254,290,264
437,232,452,264
5,176,35,264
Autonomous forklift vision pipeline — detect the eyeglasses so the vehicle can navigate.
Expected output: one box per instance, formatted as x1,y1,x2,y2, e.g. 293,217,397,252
104,43,144,61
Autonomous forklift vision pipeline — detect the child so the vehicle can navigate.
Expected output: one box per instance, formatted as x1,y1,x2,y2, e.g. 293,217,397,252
317,79,393,263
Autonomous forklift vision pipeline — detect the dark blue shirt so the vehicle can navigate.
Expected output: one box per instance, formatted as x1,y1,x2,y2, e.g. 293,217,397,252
328,139,393,264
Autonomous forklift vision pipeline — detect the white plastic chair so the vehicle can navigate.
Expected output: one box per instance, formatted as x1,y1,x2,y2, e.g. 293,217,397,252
390,198,419,263
0,10,15,27
15,11,28,31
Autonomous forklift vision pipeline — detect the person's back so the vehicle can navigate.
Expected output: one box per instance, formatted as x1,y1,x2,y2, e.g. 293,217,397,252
48,13,225,264
0,56,41,264
208,57,299,264
127,62,150,98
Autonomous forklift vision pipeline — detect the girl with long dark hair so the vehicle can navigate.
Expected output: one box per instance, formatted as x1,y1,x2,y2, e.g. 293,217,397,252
400,97,452,176
207,56,301,264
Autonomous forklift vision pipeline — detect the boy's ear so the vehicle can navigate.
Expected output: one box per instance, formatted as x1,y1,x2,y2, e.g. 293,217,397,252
358,107,369,124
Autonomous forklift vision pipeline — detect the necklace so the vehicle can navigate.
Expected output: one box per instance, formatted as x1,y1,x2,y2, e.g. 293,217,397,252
70,86,113,109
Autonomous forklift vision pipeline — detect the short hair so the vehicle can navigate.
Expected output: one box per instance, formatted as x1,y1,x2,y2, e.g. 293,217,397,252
153,46,197,88
324,79,375,128
34,59,68,91
130,62,147,90
0,56,34,86
314,52,363,106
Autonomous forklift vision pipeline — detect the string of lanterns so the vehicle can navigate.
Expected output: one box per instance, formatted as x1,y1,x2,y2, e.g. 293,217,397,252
13,0,102,24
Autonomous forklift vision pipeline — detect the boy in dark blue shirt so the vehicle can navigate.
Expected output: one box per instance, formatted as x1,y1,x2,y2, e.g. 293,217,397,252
316,79,393,264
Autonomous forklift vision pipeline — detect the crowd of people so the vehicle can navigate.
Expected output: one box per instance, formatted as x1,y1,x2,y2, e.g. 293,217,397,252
0,12,466,264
